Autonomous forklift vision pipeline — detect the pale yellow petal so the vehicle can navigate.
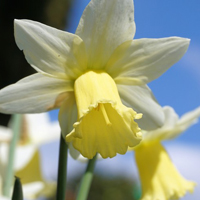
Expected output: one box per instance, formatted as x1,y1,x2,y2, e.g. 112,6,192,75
15,148,43,184
114,76,148,86
14,19,87,79
76,0,136,70
175,106,200,136
106,37,190,82
58,92,77,138
135,142,195,200
23,182,56,199
143,106,200,142
66,71,142,159
117,84,164,130
0,73,73,114
143,106,179,141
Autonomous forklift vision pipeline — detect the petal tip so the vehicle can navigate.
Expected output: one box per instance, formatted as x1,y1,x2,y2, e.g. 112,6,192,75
183,37,191,47
178,37,191,49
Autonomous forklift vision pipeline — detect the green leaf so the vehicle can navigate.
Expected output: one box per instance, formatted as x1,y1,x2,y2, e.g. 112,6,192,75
11,177,23,200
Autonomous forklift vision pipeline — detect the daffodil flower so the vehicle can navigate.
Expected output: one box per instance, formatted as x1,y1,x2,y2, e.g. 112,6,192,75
134,106,200,200
0,0,190,159
0,113,60,199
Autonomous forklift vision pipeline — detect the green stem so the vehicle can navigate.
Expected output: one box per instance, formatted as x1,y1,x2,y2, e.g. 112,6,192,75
56,134,68,200
76,154,97,200
11,177,23,200
3,114,22,197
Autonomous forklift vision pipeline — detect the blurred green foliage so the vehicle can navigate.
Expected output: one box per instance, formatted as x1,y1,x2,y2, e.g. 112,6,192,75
87,175,141,200
49,175,141,200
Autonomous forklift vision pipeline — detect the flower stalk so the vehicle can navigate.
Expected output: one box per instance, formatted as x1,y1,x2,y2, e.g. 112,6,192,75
3,114,22,197
56,133,68,200
76,154,97,200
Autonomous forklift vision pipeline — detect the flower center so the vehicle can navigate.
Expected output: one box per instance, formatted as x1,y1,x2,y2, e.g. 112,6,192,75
65,70,142,159
74,70,122,119
95,103,112,126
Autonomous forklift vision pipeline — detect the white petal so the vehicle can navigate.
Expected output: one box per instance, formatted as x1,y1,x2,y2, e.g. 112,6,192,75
106,37,190,83
0,143,37,171
170,106,200,139
0,126,12,142
14,19,87,79
23,181,56,199
14,145,37,171
177,107,200,128
68,143,88,162
68,143,81,160
143,106,200,141
117,84,164,130
0,196,10,200
76,0,136,69
143,106,179,141
22,182,44,198
25,113,60,145
163,106,179,126
0,143,9,174
0,73,73,114
58,92,77,138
